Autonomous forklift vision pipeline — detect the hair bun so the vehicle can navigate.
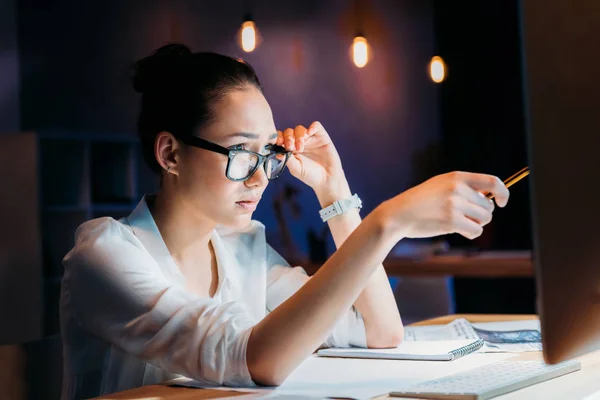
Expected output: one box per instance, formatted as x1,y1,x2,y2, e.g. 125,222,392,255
131,43,192,94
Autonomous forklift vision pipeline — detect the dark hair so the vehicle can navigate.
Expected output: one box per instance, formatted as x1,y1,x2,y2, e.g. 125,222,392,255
131,43,263,174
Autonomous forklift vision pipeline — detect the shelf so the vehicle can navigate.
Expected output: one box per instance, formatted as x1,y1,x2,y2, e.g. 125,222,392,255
41,210,88,280
0,132,157,341
39,131,139,143
303,252,534,278
44,203,138,214
44,205,88,212
90,142,135,204
39,138,87,206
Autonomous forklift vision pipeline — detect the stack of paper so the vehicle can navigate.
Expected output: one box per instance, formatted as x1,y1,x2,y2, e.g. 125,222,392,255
404,318,543,353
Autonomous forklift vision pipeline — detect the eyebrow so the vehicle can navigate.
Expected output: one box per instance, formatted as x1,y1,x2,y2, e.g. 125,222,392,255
227,132,278,140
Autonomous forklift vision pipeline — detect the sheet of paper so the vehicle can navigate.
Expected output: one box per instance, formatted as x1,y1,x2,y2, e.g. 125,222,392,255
404,319,543,353
171,353,515,400
471,319,541,331
471,320,543,352
404,320,478,341
482,342,543,352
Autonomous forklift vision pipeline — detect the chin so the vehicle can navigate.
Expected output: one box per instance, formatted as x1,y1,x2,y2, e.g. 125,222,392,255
221,213,254,231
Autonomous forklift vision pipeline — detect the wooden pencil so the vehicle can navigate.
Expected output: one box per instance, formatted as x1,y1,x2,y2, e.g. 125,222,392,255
486,166,530,199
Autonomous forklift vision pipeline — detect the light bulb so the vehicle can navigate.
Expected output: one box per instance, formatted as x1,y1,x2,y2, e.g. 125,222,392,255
240,20,257,52
352,36,369,68
429,56,446,83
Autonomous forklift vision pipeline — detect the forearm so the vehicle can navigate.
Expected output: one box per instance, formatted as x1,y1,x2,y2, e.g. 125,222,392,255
314,179,404,348
246,207,400,385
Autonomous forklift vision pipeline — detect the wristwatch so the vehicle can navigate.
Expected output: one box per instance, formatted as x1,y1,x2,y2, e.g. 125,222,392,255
319,194,362,222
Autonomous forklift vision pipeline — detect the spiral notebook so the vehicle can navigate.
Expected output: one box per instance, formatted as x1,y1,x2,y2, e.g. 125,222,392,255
317,339,484,361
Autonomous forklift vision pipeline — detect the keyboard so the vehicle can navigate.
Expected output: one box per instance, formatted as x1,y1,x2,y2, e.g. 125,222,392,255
389,360,581,400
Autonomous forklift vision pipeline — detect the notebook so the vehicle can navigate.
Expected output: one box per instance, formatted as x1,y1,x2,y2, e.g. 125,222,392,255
317,339,484,361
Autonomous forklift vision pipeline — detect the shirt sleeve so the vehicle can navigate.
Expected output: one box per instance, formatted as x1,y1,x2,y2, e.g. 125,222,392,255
62,218,257,387
265,244,367,349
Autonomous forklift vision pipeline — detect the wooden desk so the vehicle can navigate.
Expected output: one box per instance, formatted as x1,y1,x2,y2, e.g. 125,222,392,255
303,252,534,278
95,314,600,399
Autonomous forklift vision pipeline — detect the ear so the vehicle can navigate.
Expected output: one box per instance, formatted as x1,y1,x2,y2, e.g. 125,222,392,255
154,131,181,175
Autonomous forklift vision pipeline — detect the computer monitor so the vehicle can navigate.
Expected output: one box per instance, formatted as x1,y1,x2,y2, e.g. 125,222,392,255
520,0,600,364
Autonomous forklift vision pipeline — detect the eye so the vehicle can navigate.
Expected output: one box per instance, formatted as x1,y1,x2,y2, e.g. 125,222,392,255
229,143,247,151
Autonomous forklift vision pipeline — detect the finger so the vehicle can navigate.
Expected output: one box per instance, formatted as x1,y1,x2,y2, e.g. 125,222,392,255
453,196,493,226
307,121,324,135
283,128,295,151
456,182,494,213
454,172,510,208
453,214,484,240
285,153,302,178
276,130,284,146
293,125,307,152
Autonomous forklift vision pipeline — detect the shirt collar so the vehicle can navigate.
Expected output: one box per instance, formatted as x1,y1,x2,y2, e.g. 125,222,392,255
127,195,172,264
126,195,232,291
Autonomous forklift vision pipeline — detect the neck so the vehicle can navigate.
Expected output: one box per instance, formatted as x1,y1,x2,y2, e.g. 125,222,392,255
150,190,216,264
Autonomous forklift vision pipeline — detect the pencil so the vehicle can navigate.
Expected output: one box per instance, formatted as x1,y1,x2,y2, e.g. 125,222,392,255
486,166,530,199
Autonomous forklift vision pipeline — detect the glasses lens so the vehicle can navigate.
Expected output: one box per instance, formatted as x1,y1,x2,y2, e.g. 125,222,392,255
229,152,259,180
266,153,288,180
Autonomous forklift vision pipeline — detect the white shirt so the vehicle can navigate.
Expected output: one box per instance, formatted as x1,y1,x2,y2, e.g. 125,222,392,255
60,195,367,399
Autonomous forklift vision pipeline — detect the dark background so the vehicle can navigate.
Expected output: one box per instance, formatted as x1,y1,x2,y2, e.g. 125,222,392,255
0,0,536,346
433,1,534,314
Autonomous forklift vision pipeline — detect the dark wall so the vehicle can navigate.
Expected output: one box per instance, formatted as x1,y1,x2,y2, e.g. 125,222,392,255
17,0,441,258
0,0,20,133
433,0,532,251
433,0,535,314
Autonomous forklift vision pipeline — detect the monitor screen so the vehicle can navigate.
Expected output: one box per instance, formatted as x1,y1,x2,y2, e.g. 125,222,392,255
520,0,600,364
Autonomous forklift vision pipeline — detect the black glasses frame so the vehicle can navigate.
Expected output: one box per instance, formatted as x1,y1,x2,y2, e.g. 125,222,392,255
177,135,292,182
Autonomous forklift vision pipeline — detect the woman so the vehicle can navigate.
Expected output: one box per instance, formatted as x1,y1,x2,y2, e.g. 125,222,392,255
60,43,509,399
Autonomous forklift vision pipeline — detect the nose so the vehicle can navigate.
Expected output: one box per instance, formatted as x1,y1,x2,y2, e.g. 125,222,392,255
245,163,269,189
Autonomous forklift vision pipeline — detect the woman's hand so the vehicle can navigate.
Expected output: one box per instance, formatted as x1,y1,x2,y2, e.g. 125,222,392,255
277,122,346,198
378,171,510,240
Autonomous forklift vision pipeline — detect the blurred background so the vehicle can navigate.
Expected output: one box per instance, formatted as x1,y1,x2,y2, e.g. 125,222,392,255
0,0,535,391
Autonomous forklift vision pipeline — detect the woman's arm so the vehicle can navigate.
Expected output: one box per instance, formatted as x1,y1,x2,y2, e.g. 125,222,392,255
247,171,510,386
247,204,399,386
314,177,403,349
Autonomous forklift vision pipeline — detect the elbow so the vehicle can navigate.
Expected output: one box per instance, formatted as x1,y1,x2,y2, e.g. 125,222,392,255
366,323,404,348
246,330,291,387
389,325,405,346
247,357,289,387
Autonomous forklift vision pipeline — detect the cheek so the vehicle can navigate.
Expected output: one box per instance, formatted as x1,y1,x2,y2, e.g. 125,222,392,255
180,154,237,200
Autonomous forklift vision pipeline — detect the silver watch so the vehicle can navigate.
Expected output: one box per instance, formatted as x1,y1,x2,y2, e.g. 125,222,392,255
319,194,362,222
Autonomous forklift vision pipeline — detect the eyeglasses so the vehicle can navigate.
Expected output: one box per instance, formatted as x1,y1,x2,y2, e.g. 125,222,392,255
177,135,292,182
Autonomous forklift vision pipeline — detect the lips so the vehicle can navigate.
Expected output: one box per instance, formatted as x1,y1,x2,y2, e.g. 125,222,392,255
235,196,261,212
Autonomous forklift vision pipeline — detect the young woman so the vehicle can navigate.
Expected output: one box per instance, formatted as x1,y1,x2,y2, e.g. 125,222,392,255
60,43,509,399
